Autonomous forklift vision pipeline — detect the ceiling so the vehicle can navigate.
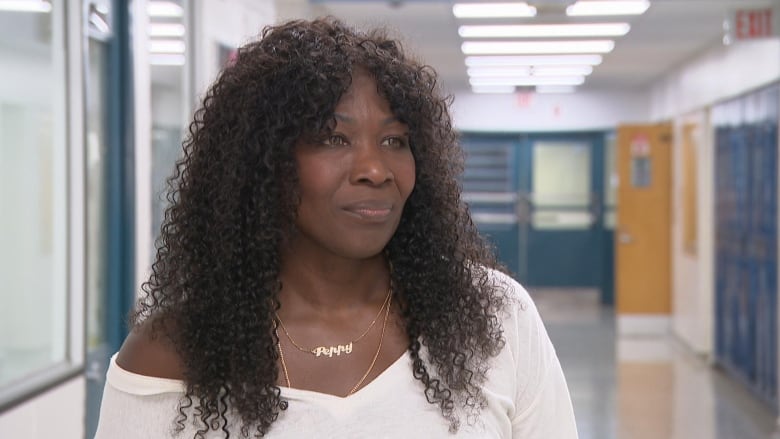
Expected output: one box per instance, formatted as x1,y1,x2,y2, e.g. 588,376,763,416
304,0,778,95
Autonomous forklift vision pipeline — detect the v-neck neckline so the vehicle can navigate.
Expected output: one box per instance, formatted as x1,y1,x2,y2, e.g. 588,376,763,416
279,350,409,404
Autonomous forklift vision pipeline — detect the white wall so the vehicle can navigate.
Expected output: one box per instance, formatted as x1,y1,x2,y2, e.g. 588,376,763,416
649,38,780,120
452,89,649,132
670,109,714,357
651,37,780,360
0,377,85,438
192,0,276,99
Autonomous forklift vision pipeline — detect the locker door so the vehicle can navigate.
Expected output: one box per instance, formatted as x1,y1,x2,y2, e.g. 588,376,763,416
714,84,779,412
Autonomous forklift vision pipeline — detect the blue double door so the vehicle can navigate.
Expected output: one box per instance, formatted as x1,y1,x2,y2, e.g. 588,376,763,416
461,132,613,303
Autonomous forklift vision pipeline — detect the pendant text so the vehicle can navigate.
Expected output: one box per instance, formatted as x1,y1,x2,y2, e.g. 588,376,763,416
312,342,353,357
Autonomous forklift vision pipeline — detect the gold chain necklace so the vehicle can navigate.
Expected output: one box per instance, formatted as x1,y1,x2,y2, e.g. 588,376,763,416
275,287,391,358
276,293,392,396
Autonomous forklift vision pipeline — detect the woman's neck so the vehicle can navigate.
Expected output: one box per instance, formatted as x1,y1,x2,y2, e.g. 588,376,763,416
277,250,390,313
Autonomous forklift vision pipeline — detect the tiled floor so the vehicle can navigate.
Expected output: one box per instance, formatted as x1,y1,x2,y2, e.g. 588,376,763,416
529,288,780,439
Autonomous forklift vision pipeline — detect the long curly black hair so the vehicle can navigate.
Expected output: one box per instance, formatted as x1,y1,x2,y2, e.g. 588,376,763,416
134,17,507,438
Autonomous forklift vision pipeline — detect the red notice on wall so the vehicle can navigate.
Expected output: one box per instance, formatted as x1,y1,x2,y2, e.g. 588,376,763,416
728,7,780,41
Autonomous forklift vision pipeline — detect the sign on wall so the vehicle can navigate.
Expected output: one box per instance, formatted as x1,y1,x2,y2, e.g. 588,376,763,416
726,6,780,41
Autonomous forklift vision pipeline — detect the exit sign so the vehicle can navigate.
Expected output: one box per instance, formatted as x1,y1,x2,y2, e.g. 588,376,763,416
729,7,780,40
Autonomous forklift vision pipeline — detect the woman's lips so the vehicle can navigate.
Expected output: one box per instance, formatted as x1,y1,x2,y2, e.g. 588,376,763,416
342,202,393,221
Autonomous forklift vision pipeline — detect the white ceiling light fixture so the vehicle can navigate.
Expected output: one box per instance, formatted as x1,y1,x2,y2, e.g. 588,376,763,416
467,65,594,77
149,23,186,37
0,0,51,12
471,85,516,94
468,67,531,77
149,53,186,66
459,23,631,38
536,85,577,94
147,1,183,17
530,65,594,76
465,54,603,67
567,1,650,16
462,40,615,55
149,39,185,53
470,76,586,86
452,2,537,18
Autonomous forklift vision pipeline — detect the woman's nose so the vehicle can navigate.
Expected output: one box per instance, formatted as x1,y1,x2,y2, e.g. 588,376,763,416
350,142,393,186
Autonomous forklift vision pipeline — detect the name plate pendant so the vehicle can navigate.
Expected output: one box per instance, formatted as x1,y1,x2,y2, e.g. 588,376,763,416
311,342,353,358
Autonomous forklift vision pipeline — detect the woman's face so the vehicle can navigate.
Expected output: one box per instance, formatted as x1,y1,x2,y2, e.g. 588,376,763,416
290,71,416,261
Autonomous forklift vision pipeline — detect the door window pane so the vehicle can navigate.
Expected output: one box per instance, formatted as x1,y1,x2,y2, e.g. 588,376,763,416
532,141,592,229
0,2,68,390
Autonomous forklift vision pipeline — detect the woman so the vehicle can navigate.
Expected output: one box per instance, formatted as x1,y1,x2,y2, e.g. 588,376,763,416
95,18,578,438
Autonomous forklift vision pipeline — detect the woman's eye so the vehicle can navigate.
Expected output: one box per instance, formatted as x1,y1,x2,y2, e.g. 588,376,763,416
382,136,408,149
323,135,348,146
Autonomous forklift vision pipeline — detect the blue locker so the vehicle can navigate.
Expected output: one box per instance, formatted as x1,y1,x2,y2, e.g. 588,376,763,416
714,83,779,412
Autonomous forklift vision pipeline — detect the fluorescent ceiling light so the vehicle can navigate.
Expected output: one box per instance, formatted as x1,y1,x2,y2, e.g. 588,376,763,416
462,40,615,55
468,65,594,77
149,39,185,53
472,85,516,94
149,23,185,37
466,55,603,66
470,76,586,86
453,2,536,18
468,67,531,77
531,65,594,76
536,85,577,94
147,1,182,17
0,0,51,12
149,53,186,66
459,23,630,38
567,1,650,16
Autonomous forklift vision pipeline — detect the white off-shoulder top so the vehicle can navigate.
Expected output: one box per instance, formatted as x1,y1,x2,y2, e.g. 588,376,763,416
94,269,578,438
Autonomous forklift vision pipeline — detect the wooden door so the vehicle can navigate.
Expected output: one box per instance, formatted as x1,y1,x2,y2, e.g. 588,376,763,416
615,123,672,315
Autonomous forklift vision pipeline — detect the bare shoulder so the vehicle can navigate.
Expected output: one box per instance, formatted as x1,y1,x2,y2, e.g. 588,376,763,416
115,317,185,380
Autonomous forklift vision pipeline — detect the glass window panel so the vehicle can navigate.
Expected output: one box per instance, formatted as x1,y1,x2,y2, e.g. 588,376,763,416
532,141,591,207
150,0,187,257
86,40,109,355
0,3,68,389
604,133,617,207
604,210,617,229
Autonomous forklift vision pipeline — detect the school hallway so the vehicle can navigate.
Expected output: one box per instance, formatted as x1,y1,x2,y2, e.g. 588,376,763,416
3,1,780,437
534,288,779,439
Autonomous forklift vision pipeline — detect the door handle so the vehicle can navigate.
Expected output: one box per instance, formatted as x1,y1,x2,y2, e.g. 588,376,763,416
618,231,633,244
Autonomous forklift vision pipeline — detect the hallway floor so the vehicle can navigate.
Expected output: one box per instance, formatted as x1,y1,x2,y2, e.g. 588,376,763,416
530,288,780,439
